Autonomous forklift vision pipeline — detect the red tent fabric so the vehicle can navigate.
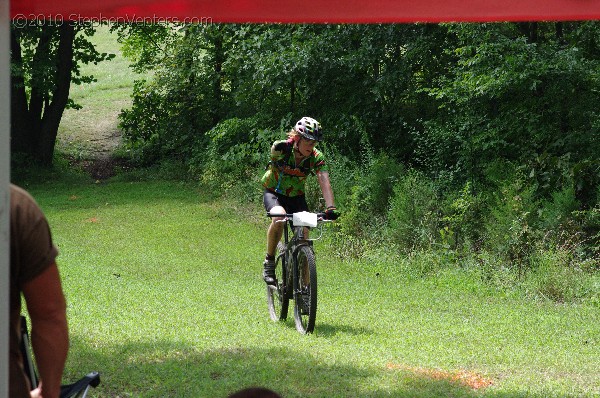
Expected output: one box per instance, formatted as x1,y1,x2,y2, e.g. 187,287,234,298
10,0,600,23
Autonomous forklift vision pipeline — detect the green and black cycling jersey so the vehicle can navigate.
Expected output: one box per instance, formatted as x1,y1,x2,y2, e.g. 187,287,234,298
261,139,328,197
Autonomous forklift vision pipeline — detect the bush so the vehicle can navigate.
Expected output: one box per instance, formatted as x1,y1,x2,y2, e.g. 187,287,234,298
328,149,405,258
405,249,456,277
387,170,440,252
575,185,600,258
523,249,597,303
191,116,281,201
440,181,484,253
323,147,356,212
482,175,539,273
539,184,580,231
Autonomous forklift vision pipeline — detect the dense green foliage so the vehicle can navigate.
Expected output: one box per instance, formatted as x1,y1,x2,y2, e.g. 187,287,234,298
115,22,599,297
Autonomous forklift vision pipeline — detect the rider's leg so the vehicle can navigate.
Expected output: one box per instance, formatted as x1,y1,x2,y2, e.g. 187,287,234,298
267,206,286,257
264,205,285,284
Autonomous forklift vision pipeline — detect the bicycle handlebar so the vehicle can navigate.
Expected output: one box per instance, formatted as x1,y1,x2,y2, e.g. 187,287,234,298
266,212,326,219
267,212,332,241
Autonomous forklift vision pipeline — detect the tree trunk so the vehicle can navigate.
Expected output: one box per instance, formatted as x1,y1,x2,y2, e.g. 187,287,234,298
10,28,33,155
28,28,52,128
555,22,565,45
36,24,75,165
517,22,538,43
11,24,75,166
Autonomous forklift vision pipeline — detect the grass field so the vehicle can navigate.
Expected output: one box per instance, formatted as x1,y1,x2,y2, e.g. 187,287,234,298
19,177,598,398
57,25,141,158
22,25,599,398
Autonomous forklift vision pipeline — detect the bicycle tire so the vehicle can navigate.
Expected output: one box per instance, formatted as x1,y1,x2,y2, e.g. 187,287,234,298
267,242,289,321
294,245,317,334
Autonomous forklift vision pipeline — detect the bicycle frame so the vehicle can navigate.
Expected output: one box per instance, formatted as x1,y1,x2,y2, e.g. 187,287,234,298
280,219,313,300
276,214,327,283
267,212,329,333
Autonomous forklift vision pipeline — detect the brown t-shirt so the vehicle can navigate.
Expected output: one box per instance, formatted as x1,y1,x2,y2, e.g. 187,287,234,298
9,184,59,398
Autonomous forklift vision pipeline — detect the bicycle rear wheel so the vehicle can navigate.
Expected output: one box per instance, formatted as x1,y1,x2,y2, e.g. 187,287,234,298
267,242,289,321
294,245,317,334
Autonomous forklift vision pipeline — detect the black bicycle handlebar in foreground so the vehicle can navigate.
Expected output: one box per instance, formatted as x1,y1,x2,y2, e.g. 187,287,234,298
266,212,327,218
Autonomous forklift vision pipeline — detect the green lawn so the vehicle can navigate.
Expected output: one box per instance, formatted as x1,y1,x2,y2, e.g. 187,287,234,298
57,25,141,157
24,179,599,398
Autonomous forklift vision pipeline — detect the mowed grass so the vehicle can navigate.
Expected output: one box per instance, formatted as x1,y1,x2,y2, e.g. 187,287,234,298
24,179,599,398
57,24,141,156
39,22,599,398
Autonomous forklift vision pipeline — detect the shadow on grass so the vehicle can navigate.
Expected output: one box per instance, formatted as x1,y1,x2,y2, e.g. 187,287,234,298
64,335,550,398
313,322,374,338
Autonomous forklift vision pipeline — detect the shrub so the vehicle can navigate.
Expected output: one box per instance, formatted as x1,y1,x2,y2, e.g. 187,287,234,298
482,176,539,273
539,184,580,231
440,181,484,253
324,147,356,212
405,249,455,277
119,80,169,164
191,116,280,201
337,152,404,238
577,185,600,257
387,170,440,252
523,249,596,303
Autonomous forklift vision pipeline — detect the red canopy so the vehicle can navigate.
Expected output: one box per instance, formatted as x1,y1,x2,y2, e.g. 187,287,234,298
10,0,600,23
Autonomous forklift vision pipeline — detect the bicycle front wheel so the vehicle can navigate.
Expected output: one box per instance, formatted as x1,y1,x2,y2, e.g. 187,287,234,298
267,242,289,321
294,245,317,334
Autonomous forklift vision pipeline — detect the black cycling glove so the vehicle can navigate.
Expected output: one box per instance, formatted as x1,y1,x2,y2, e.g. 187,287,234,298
324,206,340,220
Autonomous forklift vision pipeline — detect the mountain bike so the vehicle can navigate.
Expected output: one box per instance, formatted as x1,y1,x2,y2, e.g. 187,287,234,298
266,211,330,334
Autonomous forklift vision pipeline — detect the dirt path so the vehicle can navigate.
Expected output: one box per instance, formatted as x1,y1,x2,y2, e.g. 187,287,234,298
59,107,129,180
56,26,139,180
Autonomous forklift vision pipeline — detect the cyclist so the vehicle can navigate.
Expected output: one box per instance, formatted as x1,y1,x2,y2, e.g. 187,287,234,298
261,116,339,285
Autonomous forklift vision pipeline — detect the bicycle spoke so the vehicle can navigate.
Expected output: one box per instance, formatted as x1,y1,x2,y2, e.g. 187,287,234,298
294,246,317,334
267,241,289,321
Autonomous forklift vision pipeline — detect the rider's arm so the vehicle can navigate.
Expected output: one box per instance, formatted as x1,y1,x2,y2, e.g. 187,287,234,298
23,263,69,398
271,140,289,159
316,170,335,209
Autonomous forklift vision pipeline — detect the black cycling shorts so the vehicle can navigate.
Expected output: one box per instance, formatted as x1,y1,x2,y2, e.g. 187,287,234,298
263,189,308,215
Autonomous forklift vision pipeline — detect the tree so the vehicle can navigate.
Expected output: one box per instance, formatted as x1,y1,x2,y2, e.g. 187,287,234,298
10,21,114,165
116,22,599,200
420,22,600,197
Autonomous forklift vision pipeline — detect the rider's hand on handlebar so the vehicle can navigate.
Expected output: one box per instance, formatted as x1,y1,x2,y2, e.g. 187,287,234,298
324,206,340,220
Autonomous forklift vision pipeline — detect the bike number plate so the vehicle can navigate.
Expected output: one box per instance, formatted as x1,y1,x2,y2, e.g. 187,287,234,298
292,211,318,227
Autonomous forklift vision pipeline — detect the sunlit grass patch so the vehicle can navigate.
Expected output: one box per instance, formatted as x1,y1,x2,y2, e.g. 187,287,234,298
22,179,600,397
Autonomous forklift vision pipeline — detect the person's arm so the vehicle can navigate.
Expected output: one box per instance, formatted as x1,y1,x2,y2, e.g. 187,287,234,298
22,263,68,398
316,170,335,209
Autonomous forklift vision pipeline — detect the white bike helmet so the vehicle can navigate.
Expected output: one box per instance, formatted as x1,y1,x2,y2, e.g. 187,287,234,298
294,117,323,141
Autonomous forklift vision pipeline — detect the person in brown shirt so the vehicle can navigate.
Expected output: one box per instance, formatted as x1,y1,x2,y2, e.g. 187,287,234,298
10,184,69,398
